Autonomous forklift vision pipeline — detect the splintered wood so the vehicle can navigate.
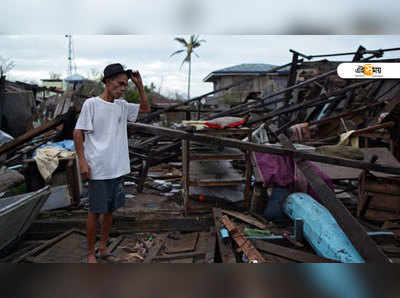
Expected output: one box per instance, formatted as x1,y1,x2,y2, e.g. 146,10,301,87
220,215,265,263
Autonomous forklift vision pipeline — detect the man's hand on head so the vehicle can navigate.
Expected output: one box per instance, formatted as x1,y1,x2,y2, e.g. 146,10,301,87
130,70,143,87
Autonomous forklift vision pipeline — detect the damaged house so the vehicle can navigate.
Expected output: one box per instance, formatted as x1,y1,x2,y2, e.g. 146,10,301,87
2,45,400,264
203,63,290,108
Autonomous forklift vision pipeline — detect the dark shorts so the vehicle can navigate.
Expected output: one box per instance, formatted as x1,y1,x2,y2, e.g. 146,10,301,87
88,176,125,214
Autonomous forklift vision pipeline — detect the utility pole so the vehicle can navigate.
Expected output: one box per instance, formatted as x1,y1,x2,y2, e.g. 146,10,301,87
65,35,72,76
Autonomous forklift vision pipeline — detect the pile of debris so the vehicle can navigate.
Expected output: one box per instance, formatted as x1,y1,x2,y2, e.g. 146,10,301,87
1,45,400,263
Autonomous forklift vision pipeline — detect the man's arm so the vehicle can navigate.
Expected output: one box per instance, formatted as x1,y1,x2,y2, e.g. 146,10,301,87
130,71,151,113
73,129,91,180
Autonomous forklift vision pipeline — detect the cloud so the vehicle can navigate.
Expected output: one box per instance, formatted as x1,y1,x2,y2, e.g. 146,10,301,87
1,0,400,34
1,35,400,97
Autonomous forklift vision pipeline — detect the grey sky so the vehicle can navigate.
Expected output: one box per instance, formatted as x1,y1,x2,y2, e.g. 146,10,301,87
2,0,400,34
1,35,400,98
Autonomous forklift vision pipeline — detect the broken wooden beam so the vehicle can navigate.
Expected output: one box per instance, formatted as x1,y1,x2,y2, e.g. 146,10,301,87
140,62,293,123
0,115,65,156
253,240,337,263
128,123,400,176
206,68,339,120
247,80,373,125
213,208,236,263
220,215,265,263
221,209,267,230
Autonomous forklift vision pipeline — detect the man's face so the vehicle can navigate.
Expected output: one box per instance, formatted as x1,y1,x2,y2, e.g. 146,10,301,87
107,73,129,99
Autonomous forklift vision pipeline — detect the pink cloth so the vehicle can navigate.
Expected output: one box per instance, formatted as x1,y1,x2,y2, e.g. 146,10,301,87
253,152,334,200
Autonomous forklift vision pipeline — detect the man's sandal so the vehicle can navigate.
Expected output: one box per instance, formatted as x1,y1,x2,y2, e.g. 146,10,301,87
81,255,98,263
97,253,122,263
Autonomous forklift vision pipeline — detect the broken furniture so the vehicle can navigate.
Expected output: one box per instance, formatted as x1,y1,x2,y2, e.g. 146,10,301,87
130,136,181,193
23,156,81,209
182,128,252,215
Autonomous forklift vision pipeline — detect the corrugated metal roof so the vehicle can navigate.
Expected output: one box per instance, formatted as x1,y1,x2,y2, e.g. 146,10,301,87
214,63,279,73
203,63,290,82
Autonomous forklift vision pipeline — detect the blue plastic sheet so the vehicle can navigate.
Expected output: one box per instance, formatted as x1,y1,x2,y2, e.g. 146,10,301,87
33,140,75,157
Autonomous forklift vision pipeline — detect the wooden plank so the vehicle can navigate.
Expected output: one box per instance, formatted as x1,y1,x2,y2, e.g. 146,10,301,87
221,215,265,263
364,210,400,222
364,179,400,196
244,130,253,208
368,193,400,212
29,231,87,263
0,115,65,156
12,229,80,263
143,234,169,264
253,240,337,263
212,208,236,263
108,236,124,253
350,121,394,137
182,139,190,215
27,217,214,239
154,251,203,261
165,232,199,254
246,81,372,125
221,209,267,230
205,227,217,263
313,148,400,180
128,123,400,176
276,131,389,263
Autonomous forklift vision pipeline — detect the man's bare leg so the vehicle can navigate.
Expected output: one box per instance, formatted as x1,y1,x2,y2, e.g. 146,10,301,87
86,213,99,263
99,212,113,254
98,212,121,262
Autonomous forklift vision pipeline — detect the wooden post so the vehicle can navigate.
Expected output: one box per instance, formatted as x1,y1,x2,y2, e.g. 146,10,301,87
284,52,299,105
182,139,190,215
244,129,253,209
0,75,5,129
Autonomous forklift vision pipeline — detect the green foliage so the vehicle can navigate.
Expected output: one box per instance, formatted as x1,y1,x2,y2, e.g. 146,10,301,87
81,79,104,97
124,82,154,105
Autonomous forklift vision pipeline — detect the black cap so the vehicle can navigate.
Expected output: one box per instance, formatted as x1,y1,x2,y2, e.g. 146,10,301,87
102,63,132,83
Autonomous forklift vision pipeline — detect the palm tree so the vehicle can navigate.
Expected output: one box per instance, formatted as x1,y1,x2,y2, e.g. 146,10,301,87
170,35,205,100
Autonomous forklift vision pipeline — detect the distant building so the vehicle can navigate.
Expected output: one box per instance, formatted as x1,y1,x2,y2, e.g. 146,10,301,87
41,79,63,97
203,63,289,106
151,95,185,125
64,74,86,90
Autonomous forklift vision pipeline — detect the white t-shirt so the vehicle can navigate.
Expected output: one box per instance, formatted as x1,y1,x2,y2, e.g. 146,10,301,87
75,96,140,180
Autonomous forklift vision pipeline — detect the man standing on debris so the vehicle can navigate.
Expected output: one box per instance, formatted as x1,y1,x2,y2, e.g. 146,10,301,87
73,63,150,263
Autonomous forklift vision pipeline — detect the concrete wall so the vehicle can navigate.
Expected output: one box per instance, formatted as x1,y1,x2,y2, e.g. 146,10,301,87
211,74,288,105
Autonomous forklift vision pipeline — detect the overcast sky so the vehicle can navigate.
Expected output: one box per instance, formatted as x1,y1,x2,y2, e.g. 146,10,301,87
1,35,400,98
